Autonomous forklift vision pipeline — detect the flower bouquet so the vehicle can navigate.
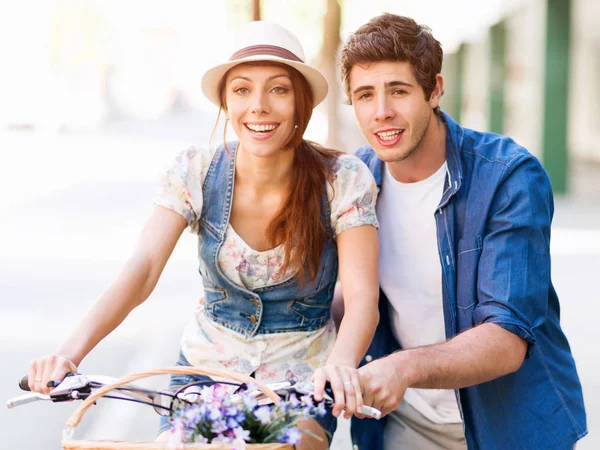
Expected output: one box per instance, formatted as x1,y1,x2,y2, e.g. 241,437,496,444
167,383,327,449
60,367,325,450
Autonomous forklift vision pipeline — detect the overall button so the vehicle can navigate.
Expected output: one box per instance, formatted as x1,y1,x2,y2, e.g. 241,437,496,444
249,314,257,324
252,298,259,307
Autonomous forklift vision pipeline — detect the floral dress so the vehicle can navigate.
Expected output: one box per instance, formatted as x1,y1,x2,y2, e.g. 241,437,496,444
154,147,378,385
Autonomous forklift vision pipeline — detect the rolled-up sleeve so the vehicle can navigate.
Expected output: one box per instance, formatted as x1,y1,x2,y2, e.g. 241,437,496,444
473,155,554,357
154,147,210,233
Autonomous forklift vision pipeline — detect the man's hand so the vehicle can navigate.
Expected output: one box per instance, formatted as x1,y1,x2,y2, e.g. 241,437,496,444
357,354,407,417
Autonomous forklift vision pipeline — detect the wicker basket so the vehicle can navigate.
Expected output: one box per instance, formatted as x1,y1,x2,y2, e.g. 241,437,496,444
61,367,293,450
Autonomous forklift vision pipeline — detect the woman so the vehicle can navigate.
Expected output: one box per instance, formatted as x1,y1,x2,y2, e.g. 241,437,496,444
27,21,379,448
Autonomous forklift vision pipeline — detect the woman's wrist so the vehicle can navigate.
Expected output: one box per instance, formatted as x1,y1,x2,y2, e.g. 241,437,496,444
325,355,359,368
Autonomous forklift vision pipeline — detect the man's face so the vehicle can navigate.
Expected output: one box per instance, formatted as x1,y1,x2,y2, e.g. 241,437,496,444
349,61,439,163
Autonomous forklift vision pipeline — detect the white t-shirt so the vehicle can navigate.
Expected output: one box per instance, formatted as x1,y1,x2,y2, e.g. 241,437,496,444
377,161,462,424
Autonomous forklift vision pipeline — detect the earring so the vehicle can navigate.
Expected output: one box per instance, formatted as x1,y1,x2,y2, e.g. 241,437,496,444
294,125,298,129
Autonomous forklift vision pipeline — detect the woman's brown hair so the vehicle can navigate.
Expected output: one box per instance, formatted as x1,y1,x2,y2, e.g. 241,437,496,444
215,61,342,284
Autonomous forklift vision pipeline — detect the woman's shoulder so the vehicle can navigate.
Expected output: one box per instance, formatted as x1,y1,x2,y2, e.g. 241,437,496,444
177,146,216,165
331,153,375,183
166,146,217,180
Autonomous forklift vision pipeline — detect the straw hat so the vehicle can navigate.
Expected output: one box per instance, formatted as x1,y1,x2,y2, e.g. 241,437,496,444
201,21,328,108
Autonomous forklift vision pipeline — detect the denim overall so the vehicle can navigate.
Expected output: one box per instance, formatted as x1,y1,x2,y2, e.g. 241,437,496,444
158,142,339,441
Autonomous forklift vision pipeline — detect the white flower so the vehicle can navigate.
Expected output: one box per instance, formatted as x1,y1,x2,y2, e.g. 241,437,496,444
232,438,247,450
254,406,272,424
233,426,251,442
167,422,184,449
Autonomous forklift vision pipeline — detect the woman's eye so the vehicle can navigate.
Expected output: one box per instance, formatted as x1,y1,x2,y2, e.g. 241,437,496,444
234,87,249,94
272,86,289,94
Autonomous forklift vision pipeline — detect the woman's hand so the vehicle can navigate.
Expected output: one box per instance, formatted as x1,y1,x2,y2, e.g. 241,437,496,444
312,362,363,419
28,354,77,394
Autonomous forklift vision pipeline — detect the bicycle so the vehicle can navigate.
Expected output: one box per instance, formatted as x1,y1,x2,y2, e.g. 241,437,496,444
7,367,381,449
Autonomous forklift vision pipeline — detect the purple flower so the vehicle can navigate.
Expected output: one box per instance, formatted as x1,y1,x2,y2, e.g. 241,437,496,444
212,420,228,434
209,407,223,421
183,406,202,424
288,394,300,409
225,406,240,417
301,395,314,408
212,434,232,444
200,385,214,402
254,406,272,424
315,402,327,417
282,427,302,445
302,406,313,418
227,417,240,429
242,395,258,410
213,384,228,400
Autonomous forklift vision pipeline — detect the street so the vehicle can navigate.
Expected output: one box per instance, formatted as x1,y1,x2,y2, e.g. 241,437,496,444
1,118,598,449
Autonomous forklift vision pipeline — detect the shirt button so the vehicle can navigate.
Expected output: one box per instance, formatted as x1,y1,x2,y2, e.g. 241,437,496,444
250,357,260,367
353,445,359,450
365,355,373,362
249,314,257,324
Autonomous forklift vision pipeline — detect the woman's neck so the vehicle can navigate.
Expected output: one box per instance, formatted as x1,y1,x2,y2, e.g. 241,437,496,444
235,144,295,192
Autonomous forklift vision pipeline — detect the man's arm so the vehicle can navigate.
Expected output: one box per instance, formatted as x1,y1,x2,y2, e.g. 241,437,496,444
359,153,552,416
359,323,526,416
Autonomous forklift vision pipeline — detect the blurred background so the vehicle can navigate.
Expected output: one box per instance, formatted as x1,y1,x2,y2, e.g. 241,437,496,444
1,0,598,448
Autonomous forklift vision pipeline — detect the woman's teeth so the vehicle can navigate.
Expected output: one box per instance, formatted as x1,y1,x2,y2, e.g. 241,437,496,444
246,124,278,132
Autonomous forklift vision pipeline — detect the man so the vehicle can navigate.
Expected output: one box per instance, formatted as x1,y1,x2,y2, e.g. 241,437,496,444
339,13,587,450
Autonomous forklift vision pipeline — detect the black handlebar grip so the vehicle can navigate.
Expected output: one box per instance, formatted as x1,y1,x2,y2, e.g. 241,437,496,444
19,375,30,391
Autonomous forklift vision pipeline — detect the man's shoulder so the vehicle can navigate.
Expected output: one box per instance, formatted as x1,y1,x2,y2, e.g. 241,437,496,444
459,126,536,170
352,145,382,184
354,145,377,162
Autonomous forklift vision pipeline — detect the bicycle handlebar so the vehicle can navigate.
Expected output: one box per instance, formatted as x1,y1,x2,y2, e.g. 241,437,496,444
10,369,381,420
18,375,30,391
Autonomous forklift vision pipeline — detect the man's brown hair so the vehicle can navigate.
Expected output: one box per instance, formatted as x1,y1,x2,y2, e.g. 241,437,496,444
340,13,443,110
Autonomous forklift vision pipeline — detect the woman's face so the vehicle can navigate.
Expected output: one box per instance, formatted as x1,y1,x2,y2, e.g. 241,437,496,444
224,63,296,157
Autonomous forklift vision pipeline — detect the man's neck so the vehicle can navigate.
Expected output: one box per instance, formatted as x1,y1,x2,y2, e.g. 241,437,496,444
387,115,447,183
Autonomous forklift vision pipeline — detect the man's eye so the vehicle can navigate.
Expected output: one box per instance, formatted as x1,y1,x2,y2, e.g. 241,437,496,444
393,89,408,95
358,93,373,100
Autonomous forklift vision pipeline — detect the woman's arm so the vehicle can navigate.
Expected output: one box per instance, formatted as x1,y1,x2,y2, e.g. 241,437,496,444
313,225,379,418
28,206,187,393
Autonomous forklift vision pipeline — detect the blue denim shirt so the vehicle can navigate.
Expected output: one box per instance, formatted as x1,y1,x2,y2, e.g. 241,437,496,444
351,113,587,450
197,143,338,337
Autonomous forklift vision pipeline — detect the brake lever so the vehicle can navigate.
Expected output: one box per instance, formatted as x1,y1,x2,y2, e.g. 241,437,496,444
6,393,51,409
49,375,92,398
293,381,382,420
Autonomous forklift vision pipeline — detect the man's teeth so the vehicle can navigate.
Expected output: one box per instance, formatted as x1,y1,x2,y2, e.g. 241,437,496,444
246,124,278,132
377,130,403,140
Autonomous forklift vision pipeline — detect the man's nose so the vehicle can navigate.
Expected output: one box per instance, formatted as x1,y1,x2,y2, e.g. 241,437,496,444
374,97,395,122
